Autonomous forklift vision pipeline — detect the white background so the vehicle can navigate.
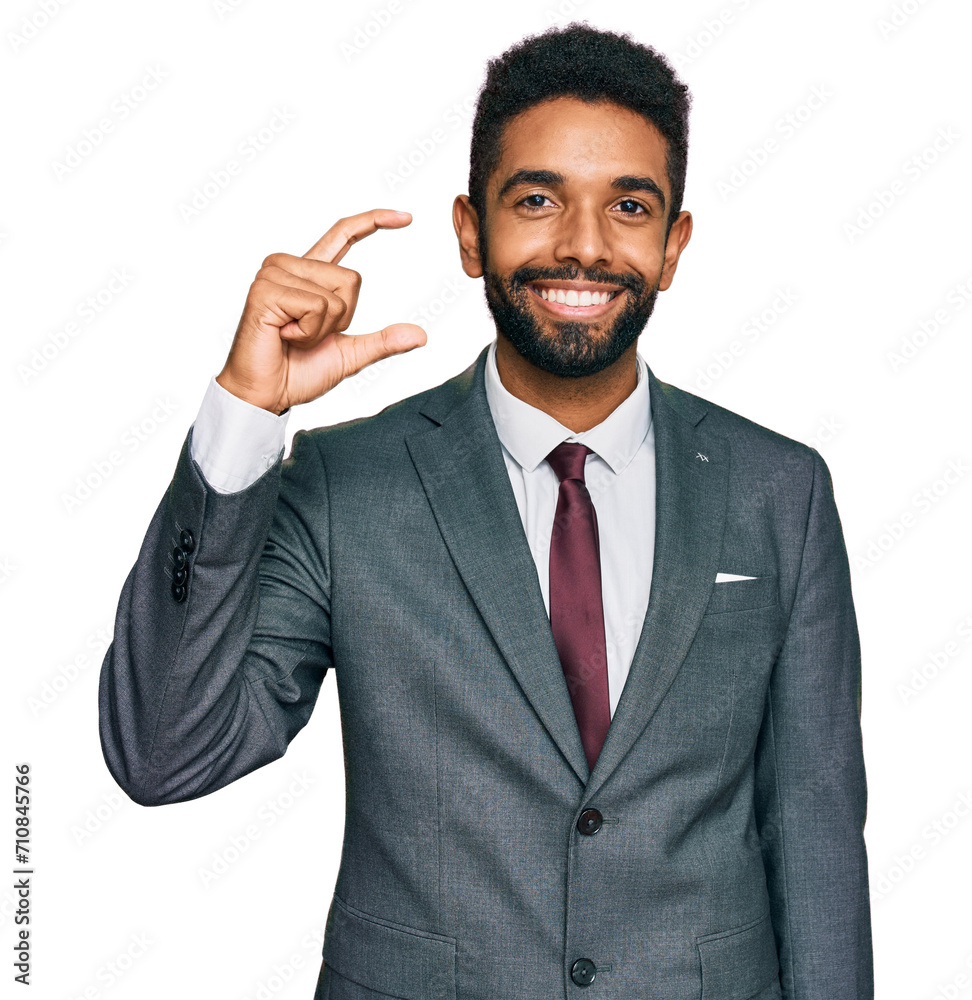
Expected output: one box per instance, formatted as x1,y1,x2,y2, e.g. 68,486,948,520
2,0,971,997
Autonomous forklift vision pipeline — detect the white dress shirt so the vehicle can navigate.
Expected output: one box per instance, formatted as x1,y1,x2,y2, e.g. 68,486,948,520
189,339,656,716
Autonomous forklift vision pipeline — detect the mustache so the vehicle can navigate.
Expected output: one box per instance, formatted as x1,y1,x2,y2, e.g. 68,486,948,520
508,265,645,296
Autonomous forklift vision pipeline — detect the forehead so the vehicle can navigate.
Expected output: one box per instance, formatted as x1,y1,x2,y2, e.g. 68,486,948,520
490,96,669,195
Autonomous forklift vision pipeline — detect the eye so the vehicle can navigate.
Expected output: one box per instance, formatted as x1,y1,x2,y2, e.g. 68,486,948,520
615,199,647,215
519,193,553,210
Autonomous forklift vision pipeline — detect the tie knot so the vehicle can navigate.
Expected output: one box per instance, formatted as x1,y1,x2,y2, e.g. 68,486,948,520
546,441,592,484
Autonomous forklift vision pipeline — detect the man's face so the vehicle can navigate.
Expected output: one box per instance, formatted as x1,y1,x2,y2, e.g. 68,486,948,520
463,96,686,379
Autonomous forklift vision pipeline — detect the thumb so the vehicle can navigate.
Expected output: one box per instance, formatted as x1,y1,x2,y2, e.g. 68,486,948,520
342,323,427,375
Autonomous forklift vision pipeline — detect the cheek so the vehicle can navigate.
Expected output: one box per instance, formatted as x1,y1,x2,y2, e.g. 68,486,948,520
488,221,555,266
619,230,666,267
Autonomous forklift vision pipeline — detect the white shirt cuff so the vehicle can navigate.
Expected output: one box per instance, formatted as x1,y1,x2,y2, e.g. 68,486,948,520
189,377,289,494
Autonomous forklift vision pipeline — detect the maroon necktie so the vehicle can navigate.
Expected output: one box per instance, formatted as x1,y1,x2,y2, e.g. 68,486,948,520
546,442,611,772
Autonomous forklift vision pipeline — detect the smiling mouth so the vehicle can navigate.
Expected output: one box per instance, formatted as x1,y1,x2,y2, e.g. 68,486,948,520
525,283,624,318
527,283,621,307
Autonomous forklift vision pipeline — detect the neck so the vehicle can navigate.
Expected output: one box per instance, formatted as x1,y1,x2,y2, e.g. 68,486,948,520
495,335,639,433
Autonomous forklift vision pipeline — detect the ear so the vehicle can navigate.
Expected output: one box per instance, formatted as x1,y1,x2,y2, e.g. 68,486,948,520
658,210,693,291
453,194,484,278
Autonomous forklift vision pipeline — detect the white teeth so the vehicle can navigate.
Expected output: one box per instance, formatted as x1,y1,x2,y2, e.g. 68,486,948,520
533,286,616,306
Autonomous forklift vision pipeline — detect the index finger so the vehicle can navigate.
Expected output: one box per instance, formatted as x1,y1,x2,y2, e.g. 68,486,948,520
303,209,412,264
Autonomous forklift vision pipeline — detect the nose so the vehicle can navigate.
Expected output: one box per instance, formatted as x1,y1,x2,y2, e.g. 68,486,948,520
552,203,612,270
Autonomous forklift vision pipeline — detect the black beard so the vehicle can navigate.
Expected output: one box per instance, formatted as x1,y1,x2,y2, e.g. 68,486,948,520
482,255,660,379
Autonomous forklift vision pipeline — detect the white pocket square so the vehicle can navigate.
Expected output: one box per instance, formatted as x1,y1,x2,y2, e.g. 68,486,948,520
715,572,758,583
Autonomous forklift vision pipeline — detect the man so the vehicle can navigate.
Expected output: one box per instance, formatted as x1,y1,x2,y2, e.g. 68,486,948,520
99,24,872,1000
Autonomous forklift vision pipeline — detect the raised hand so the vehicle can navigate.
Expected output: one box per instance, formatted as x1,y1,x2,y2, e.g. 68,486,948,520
216,209,427,414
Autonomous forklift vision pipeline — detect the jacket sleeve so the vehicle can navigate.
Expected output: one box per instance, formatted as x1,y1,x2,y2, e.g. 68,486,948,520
98,425,332,806
753,447,873,999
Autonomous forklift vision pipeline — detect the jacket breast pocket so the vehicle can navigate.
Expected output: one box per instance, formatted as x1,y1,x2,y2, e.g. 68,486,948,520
697,911,781,1000
321,893,456,1000
703,575,778,615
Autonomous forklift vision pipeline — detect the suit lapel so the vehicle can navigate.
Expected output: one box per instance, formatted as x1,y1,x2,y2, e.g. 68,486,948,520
585,369,728,798
406,347,729,795
406,347,591,785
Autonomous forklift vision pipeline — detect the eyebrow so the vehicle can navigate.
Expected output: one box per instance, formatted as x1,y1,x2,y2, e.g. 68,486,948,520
496,168,666,212
613,175,666,211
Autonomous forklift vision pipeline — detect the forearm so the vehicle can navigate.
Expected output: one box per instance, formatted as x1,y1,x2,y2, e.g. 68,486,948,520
98,428,332,805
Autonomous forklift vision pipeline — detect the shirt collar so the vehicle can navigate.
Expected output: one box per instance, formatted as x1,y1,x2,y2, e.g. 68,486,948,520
484,338,652,475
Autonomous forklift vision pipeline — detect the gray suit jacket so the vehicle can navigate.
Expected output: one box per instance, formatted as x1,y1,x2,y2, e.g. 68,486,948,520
99,345,872,1000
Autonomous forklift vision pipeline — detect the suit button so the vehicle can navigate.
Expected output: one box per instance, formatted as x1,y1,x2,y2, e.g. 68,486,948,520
577,809,603,835
172,566,187,586
173,546,188,569
180,528,195,553
172,582,187,603
570,958,596,986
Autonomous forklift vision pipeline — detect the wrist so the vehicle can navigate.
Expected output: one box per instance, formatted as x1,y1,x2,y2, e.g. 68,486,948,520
215,371,285,416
